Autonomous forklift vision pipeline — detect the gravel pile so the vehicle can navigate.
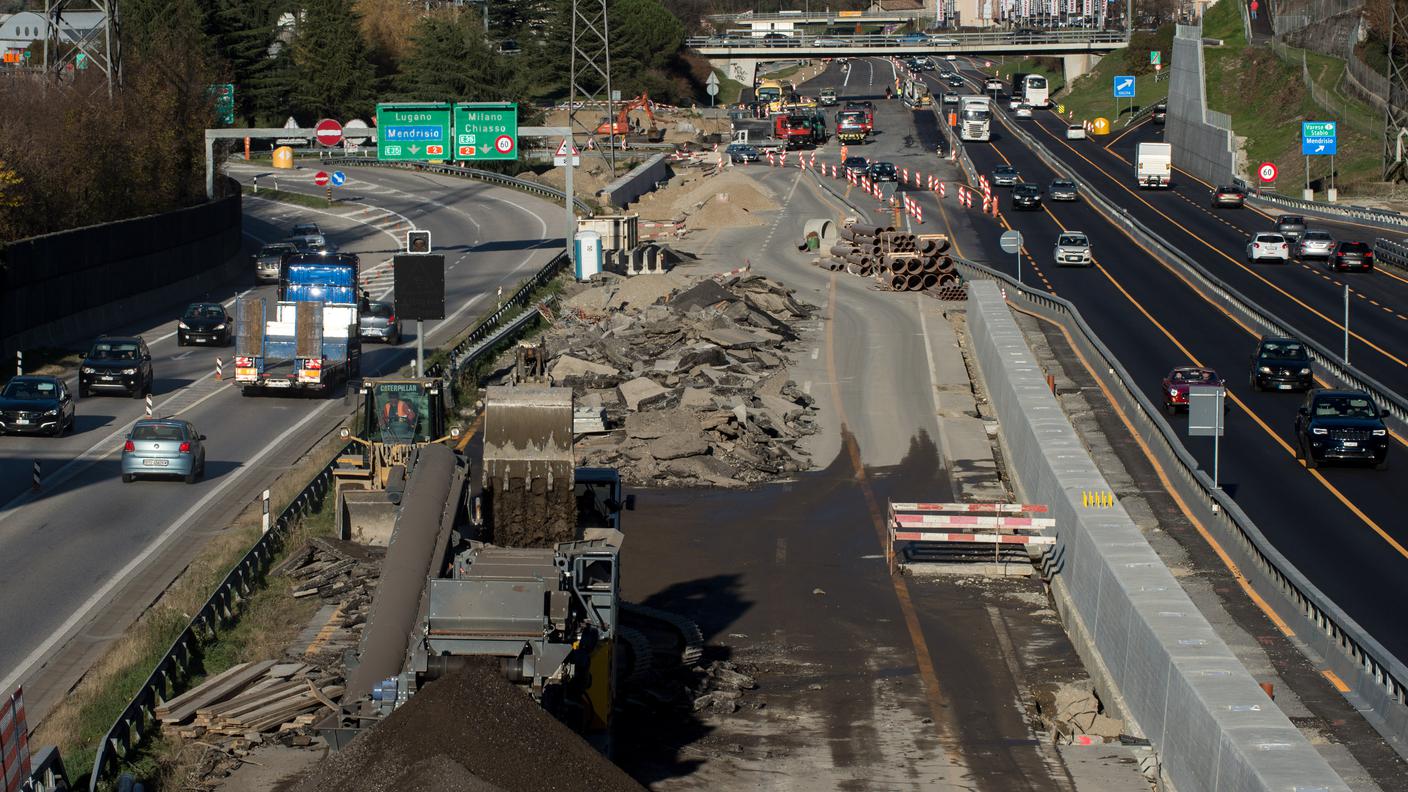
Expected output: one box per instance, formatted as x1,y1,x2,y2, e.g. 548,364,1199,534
552,272,820,487
286,658,644,792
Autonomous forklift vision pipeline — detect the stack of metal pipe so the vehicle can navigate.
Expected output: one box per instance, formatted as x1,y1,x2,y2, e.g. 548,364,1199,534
821,225,962,293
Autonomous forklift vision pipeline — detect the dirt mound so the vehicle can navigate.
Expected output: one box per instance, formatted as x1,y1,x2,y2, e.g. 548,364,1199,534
288,659,644,792
636,169,775,228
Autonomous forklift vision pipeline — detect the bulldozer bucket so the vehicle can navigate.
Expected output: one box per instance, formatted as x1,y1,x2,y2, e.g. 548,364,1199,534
482,385,577,548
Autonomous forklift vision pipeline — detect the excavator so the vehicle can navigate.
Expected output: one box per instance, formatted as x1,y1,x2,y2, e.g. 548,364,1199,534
594,93,667,143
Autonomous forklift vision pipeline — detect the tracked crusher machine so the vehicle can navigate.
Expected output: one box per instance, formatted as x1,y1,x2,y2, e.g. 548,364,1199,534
320,381,701,755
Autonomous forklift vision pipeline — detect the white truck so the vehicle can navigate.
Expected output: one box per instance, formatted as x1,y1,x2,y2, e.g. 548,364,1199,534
959,96,991,142
1135,142,1173,188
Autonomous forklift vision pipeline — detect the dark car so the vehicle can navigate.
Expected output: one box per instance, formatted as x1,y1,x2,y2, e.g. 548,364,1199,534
992,164,1020,187
178,302,233,347
1275,215,1307,242
725,143,759,163
290,223,322,237
1011,183,1042,210
0,376,75,436
1295,389,1390,470
1160,366,1225,415
358,301,401,344
867,161,898,182
843,156,869,177
1250,336,1313,392
844,100,874,111
254,242,296,284
79,336,153,398
286,234,337,256
1331,240,1374,272
1210,185,1245,208
1152,102,1167,124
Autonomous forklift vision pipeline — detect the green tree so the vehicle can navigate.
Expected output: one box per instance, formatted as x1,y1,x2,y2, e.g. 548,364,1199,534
288,0,379,120
609,0,685,99
117,0,212,65
398,11,504,102
205,0,286,123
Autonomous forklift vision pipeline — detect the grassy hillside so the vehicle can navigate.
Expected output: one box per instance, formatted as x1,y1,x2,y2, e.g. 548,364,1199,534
1054,25,1175,124
1201,0,1383,193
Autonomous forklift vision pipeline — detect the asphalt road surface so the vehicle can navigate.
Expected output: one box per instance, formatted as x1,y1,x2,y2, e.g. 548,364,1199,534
0,166,564,719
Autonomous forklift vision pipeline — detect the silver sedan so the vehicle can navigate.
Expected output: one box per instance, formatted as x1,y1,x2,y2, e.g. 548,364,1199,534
1297,230,1336,259
122,418,207,484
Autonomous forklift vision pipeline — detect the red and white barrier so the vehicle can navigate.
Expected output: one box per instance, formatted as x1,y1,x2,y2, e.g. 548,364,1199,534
1,686,32,792
886,501,1055,573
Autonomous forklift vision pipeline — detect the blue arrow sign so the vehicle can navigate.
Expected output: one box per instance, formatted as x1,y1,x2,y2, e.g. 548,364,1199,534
1301,121,1336,155
1113,75,1136,98
331,171,347,187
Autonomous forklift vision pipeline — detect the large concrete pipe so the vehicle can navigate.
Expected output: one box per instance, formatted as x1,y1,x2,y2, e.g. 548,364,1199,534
889,274,908,290
920,272,939,290
905,274,924,291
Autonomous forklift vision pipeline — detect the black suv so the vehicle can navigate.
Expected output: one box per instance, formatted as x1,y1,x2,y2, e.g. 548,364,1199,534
1295,389,1390,470
80,336,153,398
1152,102,1167,124
1250,336,1313,392
1011,183,1043,210
177,302,233,347
867,161,898,182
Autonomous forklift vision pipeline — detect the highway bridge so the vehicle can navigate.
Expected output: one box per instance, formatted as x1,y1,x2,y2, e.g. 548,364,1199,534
692,30,1125,85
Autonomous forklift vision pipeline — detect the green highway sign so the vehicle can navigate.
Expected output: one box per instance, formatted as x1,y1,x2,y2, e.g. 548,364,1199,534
453,103,518,161
375,102,452,161
1150,51,1161,65
209,84,234,125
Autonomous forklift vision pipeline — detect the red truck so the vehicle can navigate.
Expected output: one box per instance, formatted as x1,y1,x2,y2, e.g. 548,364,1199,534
773,113,814,150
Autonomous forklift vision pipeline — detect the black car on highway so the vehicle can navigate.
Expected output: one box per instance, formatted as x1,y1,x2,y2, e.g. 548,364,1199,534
79,336,153,398
843,156,869,177
1295,389,1390,470
1331,240,1374,272
1152,102,1167,124
725,143,759,163
1250,336,1313,392
0,376,75,436
867,161,898,182
1011,183,1042,210
177,302,233,347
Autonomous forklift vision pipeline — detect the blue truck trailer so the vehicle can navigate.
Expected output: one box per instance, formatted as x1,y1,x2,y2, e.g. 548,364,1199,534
234,254,363,396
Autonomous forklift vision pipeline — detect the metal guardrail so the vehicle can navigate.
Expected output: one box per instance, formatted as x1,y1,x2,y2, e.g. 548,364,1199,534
1373,236,1408,275
88,447,347,789
86,259,571,791
1246,190,1408,228
316,152,595,214
22,746,68,792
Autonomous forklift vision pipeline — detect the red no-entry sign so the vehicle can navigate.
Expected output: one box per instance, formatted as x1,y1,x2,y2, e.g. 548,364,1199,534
314,171,330,186
314,118,343,147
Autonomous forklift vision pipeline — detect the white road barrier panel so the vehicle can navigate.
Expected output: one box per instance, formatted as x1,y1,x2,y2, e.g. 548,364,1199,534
29,462,39,493
144,394,153,418
214,358,223,381
14,351,20,377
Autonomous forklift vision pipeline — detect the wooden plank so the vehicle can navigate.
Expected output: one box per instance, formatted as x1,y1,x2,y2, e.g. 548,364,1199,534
156,662,250,718
203,680,306,722
267,663,309,680
158,660,274,724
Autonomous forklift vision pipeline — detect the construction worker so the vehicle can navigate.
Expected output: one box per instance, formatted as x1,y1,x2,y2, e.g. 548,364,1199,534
381,393,418,434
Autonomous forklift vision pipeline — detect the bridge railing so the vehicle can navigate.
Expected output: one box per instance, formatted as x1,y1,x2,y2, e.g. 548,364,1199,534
687,30,1127,49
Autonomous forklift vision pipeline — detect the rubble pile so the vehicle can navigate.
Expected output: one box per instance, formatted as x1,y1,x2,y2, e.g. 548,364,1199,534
823,225,967,299
551,272,820,487
1032,680,1126,744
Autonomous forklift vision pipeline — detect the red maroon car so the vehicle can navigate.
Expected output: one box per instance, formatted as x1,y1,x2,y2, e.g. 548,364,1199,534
1161,366,1225,415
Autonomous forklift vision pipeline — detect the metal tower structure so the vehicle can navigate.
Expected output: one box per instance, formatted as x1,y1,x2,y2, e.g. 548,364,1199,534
568,0,615,170
42,0,120,99
1384,0,1408,181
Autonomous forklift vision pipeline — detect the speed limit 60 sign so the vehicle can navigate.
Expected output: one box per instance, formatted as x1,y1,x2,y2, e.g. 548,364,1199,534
1258,161,1278,182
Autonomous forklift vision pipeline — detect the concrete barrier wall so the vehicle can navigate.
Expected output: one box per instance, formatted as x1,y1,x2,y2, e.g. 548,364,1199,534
601,154,672,208
966,279,1351,792
1167,23,1239,186
1,188,243,356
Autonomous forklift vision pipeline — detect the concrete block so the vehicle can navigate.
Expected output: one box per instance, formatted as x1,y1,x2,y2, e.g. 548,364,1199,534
617,377,669,411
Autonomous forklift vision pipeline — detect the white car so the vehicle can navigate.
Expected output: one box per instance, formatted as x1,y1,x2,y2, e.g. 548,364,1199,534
1247,232,1291,262
1053,232,1092,267
1015,104,1033,118
945,54,957,61
1009,97,1022,110
1066,124,1086,140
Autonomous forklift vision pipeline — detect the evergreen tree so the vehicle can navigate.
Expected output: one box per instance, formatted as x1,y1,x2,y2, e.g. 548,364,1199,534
205,0,286,123
288,0,379,120
397,11,504,102
117,0,213,66
610,0,684,96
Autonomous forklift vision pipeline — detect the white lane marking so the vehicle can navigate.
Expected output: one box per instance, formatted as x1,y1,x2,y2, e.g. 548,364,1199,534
867,59,874,86
916,293,960,495
843,61,852,88
242,193,416,249
0,384,233,527
0,400,335,699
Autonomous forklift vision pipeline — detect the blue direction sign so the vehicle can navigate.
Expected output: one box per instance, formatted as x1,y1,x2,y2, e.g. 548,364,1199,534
1302,121,1337,155
1113,75,1136,98
330,171,347,187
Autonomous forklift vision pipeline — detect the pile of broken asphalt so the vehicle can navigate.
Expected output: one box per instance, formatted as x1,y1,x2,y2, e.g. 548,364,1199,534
549,271,820,487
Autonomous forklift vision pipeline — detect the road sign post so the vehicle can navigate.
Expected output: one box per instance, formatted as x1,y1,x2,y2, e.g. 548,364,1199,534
1188,385,1226,488
1257,161,1278,193
313,171,329,187
999,230,1023,284
453,103,518,161
375,103,452,161
706,72,720,108
1113,75,1135,121
1301,121,1336,199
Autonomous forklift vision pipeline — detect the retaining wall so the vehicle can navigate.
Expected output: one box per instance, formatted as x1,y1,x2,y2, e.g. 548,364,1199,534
601,153,672,208
1167,23,1239,186
1,187,243,357
966,279,1351,792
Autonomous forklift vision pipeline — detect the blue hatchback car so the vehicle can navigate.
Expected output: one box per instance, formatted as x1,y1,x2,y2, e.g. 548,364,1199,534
122,418,207,484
